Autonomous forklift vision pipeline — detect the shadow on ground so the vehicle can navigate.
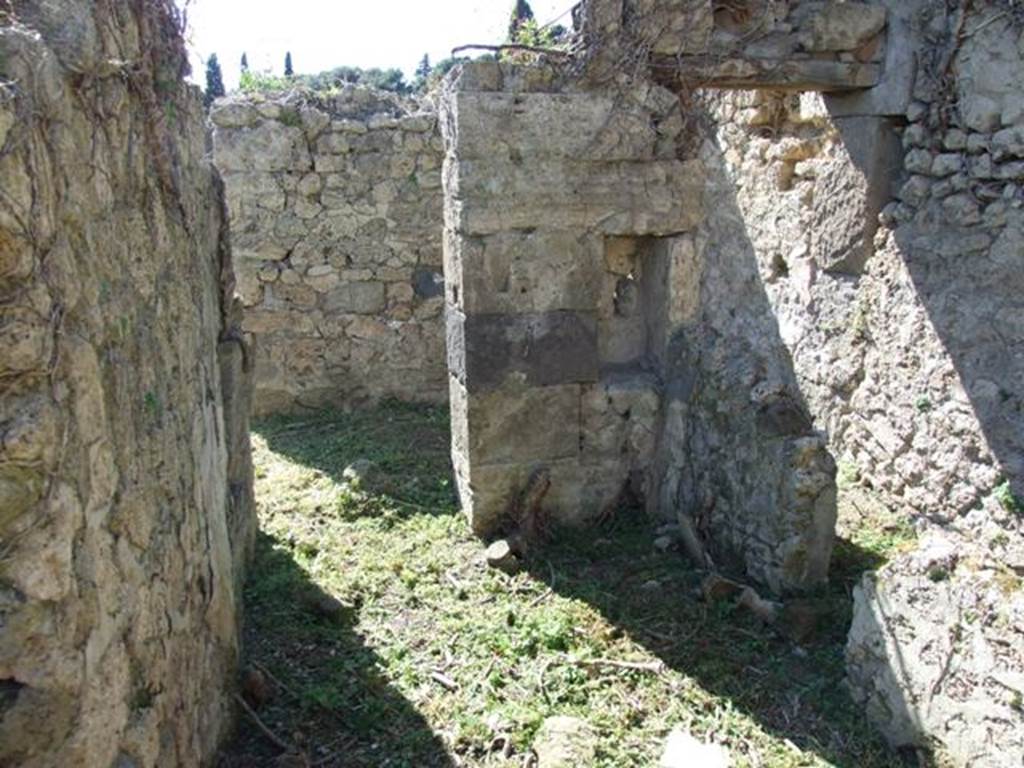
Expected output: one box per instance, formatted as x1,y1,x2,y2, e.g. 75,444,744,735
218,531,455,768
256,401,456,518
224,402,908,766
525,511,911,767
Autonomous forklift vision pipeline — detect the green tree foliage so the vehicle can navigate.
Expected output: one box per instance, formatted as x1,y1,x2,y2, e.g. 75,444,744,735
284,51,294,77
507,0,535,41
239,69,290,94
204,53,225,107
301,65,410,93
240,52,249,73
414,56,472,92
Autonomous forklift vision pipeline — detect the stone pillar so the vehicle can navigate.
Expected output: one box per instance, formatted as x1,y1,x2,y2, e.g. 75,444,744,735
440,63,702,536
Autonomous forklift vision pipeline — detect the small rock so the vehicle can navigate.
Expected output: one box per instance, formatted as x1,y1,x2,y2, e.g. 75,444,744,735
991,126,1024,162
1001,95,1024,127
931,153,962,177
779,599,831,643
904,149,933,175
898,175,931,207
303,590,349,621
701,573,745,602
659,727,731,768
962,96,1002,133
906,101,928,123
943,129,968,151
241,667,271,709
641,579,661,592
485,540,521,574
737,586,781,624
969,154,993,180
966,133,991,155
901,123,929,149
942,194,981,226
533,716,597,768
653,535,675,552
342,458,378,487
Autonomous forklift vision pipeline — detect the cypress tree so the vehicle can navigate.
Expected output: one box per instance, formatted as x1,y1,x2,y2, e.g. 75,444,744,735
415,53,431,82
284,51,294,77
507,0,535,41
204,53,225,107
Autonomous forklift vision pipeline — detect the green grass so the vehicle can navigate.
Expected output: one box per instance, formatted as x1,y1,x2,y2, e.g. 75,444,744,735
220,402,907,768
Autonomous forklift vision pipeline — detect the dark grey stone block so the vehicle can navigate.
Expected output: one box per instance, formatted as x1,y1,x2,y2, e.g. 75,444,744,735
447,309,599,392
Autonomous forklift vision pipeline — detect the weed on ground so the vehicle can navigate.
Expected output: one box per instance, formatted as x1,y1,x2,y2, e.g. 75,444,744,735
219,401,908,768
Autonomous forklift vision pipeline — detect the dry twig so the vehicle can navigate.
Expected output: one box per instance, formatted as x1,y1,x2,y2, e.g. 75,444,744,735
233,693,296,753
569,656,665,674
451,43,572,58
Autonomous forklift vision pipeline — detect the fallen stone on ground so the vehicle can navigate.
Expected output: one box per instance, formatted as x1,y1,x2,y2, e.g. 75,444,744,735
660,727,731,768
486,539,522,574
533,716,598,768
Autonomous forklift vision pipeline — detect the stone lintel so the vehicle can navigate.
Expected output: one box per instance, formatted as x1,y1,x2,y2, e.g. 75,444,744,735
650,56,881,92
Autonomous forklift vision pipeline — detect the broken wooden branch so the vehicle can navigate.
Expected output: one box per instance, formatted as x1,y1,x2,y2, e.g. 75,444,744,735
234,693,296,753
451,43,572,58
570,656,665,674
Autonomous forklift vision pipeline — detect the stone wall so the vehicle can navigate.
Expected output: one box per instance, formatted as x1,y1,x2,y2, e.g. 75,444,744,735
0,3,253,766
212,88,446,415
690,2,1024,762
442,62,838,594
579,0,888,91
444,1,1022,760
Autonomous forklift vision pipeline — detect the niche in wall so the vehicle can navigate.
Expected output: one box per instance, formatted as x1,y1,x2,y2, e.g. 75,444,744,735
598,236,672,375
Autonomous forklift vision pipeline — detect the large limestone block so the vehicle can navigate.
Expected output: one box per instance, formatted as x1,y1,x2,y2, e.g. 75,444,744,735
445,91,658,161
443,229,603,315
444,157,704,236
447,309,598,392
451,449,632,535
449,377,581,467
214,122,312,172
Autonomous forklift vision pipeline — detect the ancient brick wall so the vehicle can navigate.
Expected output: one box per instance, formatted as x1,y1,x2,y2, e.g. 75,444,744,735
212,89,447,416
0,3,253,765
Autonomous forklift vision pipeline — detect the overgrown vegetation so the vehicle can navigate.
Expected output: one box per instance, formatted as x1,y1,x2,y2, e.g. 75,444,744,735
220,403,910,767
236,57,471,96
995,480,1023,516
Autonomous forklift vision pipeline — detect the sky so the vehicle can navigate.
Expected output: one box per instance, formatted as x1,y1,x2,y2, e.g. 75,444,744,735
182,0,572,90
